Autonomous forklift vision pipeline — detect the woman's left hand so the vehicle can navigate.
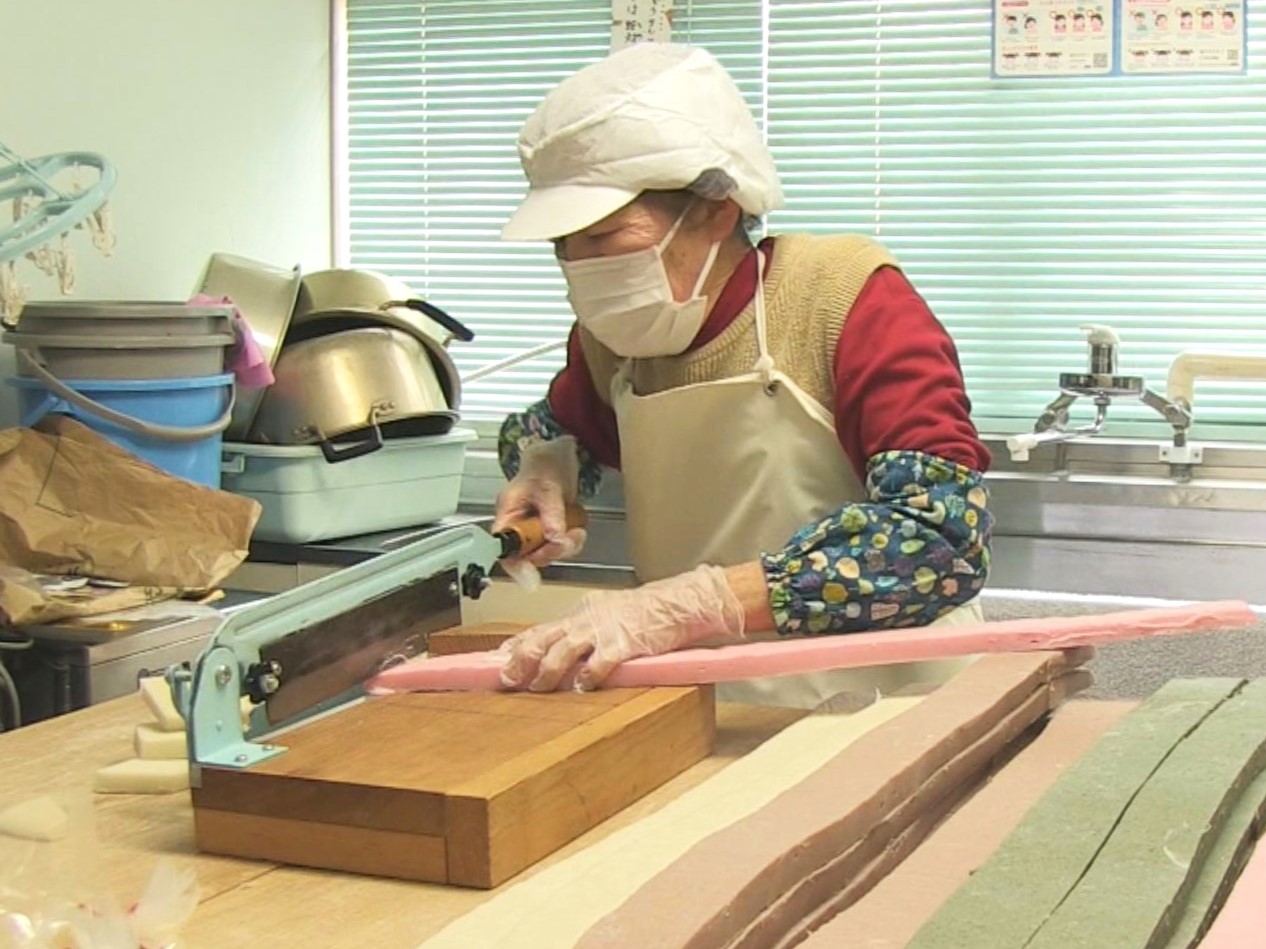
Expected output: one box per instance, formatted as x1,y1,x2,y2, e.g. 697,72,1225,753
498,564,748,692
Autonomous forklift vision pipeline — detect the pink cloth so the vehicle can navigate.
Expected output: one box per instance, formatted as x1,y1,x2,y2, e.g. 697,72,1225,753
188,293,274,389
366,600,1258,694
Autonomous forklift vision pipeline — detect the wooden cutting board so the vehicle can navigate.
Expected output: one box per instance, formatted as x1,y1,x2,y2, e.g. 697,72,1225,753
191,680,716,888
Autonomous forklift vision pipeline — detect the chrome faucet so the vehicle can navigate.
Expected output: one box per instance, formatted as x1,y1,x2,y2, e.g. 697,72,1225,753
1007,324,1194,475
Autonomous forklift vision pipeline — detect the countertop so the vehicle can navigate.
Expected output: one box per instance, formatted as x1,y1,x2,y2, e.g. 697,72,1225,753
981,594,1266,699
0,691,803,948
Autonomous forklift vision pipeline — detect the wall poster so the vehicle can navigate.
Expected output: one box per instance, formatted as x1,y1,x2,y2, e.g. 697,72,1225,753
994,0,1248,76
995,0,1116,76
1121,0,1247,73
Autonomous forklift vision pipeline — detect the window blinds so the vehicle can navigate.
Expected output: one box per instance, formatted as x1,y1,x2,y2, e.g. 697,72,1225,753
345,1,1266,440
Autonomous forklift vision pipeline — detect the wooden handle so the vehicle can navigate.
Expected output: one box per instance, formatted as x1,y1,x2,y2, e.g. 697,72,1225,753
496,503,589,558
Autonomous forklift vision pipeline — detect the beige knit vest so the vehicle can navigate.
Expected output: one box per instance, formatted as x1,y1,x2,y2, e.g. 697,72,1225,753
578,233,899,413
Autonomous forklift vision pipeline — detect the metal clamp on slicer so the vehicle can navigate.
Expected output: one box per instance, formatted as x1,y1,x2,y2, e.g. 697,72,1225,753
1007,324,1197,476
166,508,586,776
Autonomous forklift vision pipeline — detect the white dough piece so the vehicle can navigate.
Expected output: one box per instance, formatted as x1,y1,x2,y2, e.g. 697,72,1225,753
421,696,923,949
0,795,69,841
138,677,184,732
94,758,189,794
134,723,188,760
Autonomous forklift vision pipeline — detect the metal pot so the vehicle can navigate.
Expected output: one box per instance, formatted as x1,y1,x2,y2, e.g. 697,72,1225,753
293,268,409,319
247,327,457,462
284,305,463,410
292,269,475,348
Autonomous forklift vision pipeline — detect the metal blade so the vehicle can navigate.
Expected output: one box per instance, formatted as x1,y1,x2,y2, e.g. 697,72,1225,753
259,567,461,725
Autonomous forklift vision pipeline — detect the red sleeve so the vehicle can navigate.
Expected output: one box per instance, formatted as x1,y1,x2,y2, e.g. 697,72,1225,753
546,326,623,470
833,267,991,480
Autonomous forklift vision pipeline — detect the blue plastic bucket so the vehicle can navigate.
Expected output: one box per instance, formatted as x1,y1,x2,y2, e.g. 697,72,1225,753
7,373,235,488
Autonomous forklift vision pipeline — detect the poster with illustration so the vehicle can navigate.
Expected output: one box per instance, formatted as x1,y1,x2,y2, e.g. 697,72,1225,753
1121,0,1246,73
995,0,1115,75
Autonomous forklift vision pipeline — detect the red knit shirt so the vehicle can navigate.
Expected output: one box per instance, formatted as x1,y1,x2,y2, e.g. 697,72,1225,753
546,237,991,481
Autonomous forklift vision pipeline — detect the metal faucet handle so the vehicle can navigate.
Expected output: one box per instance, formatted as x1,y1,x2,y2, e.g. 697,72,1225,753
1080,323,1121,375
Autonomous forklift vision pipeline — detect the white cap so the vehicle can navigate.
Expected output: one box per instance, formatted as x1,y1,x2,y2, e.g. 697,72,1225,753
502,43,784,242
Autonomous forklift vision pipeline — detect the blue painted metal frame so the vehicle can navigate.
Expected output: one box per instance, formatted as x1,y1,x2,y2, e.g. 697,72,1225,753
168,524,501,770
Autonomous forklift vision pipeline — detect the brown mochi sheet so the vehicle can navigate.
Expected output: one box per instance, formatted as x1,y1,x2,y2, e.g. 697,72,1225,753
748,670,1093,949
798,698,1134,949
574,649,1090,949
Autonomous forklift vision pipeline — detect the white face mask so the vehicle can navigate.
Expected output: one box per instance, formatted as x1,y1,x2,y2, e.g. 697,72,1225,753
560,207,722,358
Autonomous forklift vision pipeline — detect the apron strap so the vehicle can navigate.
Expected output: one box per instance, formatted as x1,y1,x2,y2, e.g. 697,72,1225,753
751,249,776,391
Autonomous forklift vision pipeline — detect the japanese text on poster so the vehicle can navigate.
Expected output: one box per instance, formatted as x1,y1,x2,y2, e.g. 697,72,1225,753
612,0,673,50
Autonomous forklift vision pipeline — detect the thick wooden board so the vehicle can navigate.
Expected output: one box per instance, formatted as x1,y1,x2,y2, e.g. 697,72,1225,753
426,622,522,657
907,677,1247,949
192,685,715,888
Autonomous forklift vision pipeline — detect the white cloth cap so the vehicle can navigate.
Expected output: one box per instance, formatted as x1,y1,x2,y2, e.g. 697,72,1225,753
502,43,784,241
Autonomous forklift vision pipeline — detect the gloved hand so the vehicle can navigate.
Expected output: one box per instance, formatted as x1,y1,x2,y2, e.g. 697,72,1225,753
492,436,588,589
499,564,747,692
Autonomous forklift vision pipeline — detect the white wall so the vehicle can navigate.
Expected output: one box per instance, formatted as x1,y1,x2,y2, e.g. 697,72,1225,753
0,0,332,425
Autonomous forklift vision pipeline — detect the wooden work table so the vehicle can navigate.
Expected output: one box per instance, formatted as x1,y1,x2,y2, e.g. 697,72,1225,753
0,692,804,948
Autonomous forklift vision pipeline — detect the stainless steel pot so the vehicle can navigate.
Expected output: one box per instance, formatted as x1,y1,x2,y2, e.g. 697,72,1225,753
247,327,457,462
292,269,475,348
284,305,463,410
293,268,410,319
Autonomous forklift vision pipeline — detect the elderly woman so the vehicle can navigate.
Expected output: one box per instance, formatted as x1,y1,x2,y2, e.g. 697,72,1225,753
491,43,993,706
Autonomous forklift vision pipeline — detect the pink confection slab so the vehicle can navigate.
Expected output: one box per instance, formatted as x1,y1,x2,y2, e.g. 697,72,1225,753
1198,835,1266,948
366,600,1257,694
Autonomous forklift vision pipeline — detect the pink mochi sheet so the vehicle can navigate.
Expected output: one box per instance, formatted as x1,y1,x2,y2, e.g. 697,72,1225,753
1198,831,1266,948
366,600,1257,694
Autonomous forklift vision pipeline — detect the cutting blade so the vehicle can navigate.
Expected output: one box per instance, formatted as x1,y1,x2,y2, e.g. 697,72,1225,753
258,567,461,725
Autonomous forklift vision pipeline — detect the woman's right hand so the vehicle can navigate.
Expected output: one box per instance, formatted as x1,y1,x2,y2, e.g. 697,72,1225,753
492,436,588,586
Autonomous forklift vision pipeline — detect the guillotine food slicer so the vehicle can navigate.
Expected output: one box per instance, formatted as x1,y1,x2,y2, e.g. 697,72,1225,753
167,522,507,772
166,510,718,890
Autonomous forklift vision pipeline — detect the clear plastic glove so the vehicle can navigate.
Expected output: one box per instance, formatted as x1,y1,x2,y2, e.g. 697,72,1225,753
499,564,746,692
493,436,587,589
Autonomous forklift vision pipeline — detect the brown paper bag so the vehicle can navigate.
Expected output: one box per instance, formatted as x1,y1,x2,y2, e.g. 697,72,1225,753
0,416,260,601
0,567,179,627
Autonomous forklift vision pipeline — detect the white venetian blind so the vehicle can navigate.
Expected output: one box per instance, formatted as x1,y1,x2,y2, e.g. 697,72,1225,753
344,0,759,420
766,1,1266,438
345,0,1266,439
345,0,606,418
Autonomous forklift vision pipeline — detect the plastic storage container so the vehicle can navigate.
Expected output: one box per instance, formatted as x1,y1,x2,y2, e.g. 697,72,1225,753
220,428,478,543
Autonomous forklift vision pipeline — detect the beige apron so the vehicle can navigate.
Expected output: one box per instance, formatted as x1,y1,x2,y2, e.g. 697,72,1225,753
610,252,982,709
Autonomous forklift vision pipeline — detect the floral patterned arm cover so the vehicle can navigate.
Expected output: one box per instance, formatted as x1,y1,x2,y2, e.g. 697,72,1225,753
498,398,605,500
761,450,992,636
